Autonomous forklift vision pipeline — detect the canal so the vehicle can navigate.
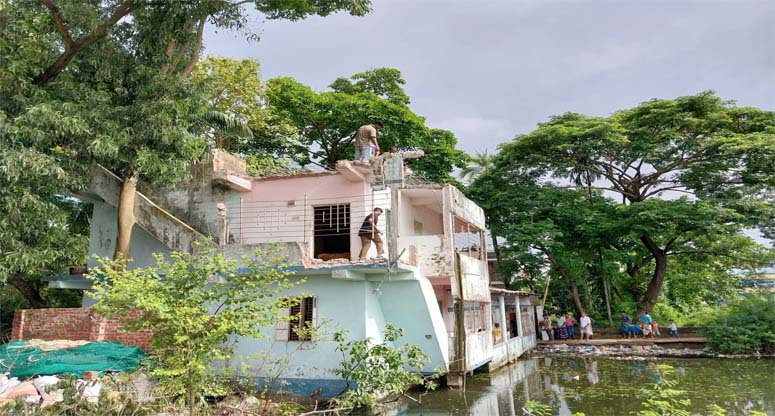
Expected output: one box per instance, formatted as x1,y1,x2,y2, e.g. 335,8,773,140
397,357,775,415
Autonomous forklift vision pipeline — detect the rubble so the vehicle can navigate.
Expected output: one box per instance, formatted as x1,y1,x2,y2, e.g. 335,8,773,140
530,343,715,358
306,256,388,268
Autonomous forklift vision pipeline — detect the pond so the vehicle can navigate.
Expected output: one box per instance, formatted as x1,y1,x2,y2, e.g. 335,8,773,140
397,357,775,415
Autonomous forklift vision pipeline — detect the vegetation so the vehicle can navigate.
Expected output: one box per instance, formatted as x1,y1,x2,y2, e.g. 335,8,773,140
702,294,775,354
469,92,775,320
331,323,438,410
89,246,298,415
0,0,373,313
266,68,469,183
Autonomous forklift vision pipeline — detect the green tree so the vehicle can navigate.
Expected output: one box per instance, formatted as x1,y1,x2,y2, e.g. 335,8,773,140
460,149,494,183
486,92,775,314
266,69,468,181
1,0,374,265
90,246,298,415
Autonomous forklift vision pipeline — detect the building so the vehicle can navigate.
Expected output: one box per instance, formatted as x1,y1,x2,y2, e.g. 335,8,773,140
21,150,536,396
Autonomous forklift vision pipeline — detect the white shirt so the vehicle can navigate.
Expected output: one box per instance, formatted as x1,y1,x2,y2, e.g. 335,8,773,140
580,316,591,328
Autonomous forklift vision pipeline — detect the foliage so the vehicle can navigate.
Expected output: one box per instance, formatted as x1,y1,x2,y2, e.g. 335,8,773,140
89,245,298,413
192,56,299,156
331,323,437,410
638,365,691,416
460,149,494,183
266,69,468,182
702,294,775,354
1,0,374,271
470,92,775,317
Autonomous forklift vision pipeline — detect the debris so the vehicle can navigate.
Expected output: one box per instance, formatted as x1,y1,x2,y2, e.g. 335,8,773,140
82,371,100,381
27,339,90,352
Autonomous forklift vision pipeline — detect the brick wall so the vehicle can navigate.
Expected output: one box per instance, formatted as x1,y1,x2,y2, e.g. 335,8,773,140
10,308,153,351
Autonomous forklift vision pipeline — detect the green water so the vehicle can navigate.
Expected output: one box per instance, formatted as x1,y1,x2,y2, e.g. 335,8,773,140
397,357,775,415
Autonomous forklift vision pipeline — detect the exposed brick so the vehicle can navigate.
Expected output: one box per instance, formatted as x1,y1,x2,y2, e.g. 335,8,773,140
9,308,153,352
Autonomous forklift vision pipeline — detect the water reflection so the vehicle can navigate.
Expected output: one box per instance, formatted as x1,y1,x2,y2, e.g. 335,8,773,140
397,357,775,415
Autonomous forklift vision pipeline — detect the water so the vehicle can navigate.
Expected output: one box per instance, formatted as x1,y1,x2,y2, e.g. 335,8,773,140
397,357,775,415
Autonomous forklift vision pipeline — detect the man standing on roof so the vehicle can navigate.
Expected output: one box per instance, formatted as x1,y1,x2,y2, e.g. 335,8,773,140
358,207,384,259
354,121,384,163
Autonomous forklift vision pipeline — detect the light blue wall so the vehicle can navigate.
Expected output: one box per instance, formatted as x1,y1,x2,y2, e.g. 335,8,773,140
377,278,449,372
230,270,448,395
87,200,171,270
83,200,172,307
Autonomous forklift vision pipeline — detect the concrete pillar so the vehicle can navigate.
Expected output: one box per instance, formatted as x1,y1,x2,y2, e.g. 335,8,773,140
515,295,523,337
499,293,508,343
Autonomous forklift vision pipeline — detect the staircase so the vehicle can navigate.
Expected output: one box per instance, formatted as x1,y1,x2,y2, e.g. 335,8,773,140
87,166,210,253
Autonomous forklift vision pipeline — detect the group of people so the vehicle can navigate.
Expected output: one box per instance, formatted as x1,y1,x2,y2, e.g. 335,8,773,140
619,312,679,338
541,312,594,342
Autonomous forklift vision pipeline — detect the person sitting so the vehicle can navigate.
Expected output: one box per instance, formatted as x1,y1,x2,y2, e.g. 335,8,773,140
628,324,643,338
619,312,631,338
668,320,679,337
492,323,503,343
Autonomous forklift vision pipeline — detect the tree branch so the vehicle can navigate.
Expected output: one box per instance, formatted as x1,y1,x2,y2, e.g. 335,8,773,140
34,0,135,85
38,0,73,48
178,13,208,80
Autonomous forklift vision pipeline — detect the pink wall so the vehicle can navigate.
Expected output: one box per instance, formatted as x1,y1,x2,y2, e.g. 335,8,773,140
234,173,390,259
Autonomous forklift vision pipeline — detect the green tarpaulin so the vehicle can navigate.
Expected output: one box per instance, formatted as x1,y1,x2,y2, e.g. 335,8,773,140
0,341,146,379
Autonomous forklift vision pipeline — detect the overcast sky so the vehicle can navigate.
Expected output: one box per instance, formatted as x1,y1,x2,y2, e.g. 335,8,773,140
205,0,775,154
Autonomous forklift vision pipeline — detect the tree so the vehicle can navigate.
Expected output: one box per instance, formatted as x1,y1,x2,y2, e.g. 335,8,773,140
483,92,775,314
90,246,298,415
266,69,469,181
460,149,494,183
1,0,374,264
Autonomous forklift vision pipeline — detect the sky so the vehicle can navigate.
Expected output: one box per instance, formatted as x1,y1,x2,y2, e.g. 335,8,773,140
204,0,775,154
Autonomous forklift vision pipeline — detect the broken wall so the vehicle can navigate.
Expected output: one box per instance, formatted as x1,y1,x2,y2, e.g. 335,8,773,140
11,308,153,351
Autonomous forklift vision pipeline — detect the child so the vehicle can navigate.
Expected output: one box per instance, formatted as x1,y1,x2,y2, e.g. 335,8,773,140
652,320,661,337
668,320,679,337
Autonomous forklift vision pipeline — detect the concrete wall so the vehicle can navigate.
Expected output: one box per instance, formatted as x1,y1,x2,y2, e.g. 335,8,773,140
142,162,241,241
465,331,492,370
233,174,389,260
11,308,153,351
460,255,490,302
88,200,172,270
448,186,486,231
229,269,448,396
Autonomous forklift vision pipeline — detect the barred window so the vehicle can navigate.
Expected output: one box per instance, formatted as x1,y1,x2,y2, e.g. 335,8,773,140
276,296,317,341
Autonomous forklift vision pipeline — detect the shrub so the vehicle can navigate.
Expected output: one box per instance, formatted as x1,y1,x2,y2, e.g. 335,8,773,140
331,323,438,410
90,245,298,415
702,294,775,354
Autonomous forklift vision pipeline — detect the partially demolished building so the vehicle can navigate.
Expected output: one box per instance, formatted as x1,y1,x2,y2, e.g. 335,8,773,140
33,150,537,396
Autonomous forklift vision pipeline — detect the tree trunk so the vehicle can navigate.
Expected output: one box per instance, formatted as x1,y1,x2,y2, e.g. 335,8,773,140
598,248,614,327
8,274,48,308
113,171,139,261
569,280,585,316
637,235,667,315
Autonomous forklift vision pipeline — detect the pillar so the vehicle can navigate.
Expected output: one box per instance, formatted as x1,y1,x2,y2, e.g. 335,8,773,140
499,293,508,343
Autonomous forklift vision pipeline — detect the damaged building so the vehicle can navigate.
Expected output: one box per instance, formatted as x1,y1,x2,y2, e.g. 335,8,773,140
22,150,537,396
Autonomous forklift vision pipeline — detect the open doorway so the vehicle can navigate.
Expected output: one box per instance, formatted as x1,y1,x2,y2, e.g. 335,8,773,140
313,204,351,260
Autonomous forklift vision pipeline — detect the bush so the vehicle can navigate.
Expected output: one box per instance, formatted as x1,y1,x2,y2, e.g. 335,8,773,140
90,245,298,415
331,323,438,410
702,294,775,354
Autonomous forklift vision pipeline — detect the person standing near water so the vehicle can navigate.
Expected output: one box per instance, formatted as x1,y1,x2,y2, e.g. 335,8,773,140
565,313,577,339
580,312,593,342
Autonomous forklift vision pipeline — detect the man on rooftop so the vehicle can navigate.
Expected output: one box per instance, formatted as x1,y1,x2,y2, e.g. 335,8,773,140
354,121,384,162
359,207,384,259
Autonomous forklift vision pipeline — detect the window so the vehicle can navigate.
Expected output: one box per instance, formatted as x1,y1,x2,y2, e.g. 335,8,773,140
453,217,484,260
275,296,317,341
463,301,488,334
313,204,351,259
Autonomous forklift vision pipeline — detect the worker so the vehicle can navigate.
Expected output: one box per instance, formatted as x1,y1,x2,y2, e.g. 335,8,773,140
358,207,384,259
354,121,384,162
